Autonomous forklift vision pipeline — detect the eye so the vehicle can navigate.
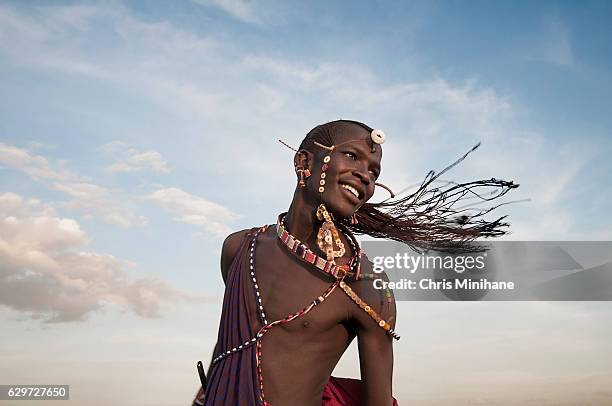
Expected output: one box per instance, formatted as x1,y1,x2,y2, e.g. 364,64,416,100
344,152,357,160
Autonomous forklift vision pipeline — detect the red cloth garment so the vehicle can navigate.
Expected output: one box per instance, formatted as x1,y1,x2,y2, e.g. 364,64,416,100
322,377,399,406
194,376,399,406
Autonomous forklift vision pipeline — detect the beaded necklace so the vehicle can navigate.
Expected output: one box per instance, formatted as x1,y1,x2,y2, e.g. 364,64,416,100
276,213,361,280
276,212,393,307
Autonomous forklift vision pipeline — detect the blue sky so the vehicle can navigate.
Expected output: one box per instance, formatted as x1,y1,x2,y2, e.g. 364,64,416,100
1,1,611,405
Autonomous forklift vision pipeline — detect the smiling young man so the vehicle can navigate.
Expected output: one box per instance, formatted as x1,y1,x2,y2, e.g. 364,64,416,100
193,120,399,406
192,120,517,406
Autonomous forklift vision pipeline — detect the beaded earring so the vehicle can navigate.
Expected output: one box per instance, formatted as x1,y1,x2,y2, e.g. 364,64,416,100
295,166,311,188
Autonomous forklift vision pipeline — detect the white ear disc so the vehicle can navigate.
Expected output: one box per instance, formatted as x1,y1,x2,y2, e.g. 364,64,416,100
371,129,385,144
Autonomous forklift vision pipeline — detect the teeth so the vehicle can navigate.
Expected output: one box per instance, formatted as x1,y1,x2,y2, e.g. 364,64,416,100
341,184,359,198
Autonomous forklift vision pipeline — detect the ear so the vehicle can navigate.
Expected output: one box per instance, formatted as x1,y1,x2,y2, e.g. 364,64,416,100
294,149,314,171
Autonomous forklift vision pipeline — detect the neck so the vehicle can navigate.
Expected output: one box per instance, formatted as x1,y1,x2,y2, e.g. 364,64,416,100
284,186,320,243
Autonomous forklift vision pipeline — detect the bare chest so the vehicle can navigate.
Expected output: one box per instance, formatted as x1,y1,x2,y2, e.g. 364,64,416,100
250,235,350,335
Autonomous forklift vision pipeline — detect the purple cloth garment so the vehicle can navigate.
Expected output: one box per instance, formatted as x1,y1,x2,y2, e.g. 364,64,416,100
194,228,262,405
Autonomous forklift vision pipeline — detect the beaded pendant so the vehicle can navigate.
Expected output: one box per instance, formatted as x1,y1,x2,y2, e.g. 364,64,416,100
316,204,345,262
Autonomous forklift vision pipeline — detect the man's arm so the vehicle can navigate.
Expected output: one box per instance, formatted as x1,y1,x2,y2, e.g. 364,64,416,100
351,259,397,405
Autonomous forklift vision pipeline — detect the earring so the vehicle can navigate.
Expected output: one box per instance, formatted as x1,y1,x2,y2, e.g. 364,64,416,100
350,213,359,225
295,165,311,187
316,204,345,262
296,167,311,188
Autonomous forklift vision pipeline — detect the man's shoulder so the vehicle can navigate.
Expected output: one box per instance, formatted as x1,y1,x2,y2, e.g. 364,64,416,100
220,229,253,283
355,253,393,289
222,229,251,250
347,253,396,328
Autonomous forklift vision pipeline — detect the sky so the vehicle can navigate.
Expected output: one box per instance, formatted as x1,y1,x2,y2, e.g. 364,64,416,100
1,0,611,405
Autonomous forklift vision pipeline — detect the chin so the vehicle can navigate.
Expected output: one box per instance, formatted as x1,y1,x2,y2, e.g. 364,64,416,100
322,199,356,220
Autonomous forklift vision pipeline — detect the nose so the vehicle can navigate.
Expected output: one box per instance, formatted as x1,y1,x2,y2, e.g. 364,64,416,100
352,165,371,186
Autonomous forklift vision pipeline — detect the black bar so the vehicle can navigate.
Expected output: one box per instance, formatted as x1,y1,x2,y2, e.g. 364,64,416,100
197,361,207,390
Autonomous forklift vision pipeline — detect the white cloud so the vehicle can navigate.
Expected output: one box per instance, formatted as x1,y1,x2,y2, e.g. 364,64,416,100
0,192,205,323
26,141,56,151
0,192,56,218
0,142,77,182
52,181,138,227
100,141,170,174
191,0,261,25
0,142,143,227
108,151,169,173
146,187,238,237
